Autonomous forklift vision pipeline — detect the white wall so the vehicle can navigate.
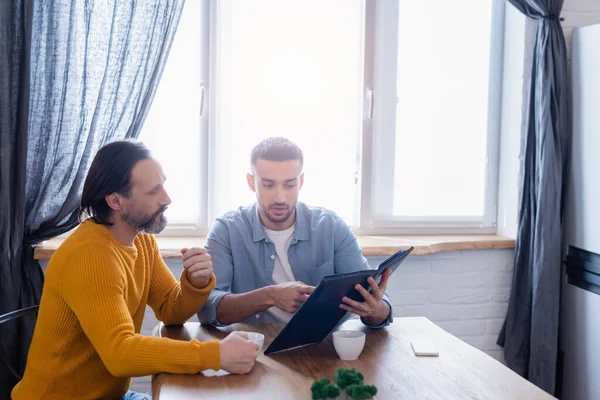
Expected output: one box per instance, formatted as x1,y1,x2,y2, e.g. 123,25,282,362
562,0,600,58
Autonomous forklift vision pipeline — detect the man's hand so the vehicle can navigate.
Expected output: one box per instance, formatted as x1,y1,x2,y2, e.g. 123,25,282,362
181,247,213,289
219,331,259,374
339,268,392,322
270,281,315,313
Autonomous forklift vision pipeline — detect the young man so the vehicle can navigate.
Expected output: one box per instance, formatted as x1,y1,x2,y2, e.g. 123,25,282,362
198,137,393,327
12,141,258,400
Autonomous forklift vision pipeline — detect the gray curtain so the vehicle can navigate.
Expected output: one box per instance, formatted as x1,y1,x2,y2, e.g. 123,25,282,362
0,0,37,396
0,1,185,397
497,0,570,395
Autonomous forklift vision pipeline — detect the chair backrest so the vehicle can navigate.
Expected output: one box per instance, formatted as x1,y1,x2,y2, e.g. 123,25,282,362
0,305,39,380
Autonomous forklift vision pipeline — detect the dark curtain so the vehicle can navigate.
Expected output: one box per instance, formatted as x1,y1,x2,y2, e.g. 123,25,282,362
0,1,185,397
0,0,36,395
497,0,570,394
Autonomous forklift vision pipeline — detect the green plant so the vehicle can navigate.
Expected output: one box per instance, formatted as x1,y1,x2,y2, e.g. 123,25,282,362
333,368,364,390
311,377,341,400
311,368,378,400
346,383,378,400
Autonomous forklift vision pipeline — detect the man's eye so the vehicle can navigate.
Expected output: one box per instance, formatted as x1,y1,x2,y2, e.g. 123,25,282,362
286,184,296,189
263,184,273,189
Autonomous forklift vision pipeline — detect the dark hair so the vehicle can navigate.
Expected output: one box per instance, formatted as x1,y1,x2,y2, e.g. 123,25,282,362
80,140,152,226
250,137,303,168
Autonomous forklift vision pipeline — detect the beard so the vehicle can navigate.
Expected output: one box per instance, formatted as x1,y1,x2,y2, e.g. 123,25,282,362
261,203,295,224
121,205,168,234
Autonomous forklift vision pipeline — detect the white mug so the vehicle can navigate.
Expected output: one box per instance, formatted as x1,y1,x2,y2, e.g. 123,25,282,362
246,332,265,353
332,330,366,360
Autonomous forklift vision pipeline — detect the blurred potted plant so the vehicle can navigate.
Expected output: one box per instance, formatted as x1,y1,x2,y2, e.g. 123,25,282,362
311,368,378,400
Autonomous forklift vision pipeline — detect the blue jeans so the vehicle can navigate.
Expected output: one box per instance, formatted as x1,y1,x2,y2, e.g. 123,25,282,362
122,391,151,400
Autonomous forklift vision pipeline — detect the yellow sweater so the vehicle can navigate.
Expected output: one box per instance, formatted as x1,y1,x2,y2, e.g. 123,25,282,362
12,220,220,399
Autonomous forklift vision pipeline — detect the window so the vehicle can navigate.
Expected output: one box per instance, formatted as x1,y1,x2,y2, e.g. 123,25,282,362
364,0,504,233
139,0,205,231
139,0,505,235
211,0,364,225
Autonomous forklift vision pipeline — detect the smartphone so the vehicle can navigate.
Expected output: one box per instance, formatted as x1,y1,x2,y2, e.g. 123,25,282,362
411,340,439,357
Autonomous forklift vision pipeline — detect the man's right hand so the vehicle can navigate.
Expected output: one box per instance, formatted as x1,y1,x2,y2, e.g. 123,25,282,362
219,331,258,374
270,281,315,313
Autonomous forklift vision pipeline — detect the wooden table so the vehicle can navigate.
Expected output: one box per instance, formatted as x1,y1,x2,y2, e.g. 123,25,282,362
152,317,555,400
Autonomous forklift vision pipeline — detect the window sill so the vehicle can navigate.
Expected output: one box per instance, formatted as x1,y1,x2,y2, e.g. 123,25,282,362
34,234,515,260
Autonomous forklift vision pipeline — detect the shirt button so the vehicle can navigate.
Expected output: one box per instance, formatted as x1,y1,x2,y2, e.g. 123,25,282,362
270,255,275,260
255,314,260,319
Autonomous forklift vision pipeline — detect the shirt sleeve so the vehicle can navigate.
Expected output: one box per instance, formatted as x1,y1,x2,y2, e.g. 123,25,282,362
145,234,216,326
60,245,221,377
197,219,233,325
333,217,393,328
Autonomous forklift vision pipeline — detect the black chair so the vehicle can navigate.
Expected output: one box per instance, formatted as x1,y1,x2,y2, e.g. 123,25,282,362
0,305,39,380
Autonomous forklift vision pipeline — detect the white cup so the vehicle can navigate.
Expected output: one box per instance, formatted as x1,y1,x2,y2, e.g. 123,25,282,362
246,332,265,352
332,330,366,360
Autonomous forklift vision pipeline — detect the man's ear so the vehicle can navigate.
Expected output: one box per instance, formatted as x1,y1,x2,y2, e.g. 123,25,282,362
246,173,256,192
299,173,304,190
105,193,123,211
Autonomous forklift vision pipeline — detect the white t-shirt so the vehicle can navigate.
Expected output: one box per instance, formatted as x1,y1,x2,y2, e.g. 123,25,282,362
264,225,296,322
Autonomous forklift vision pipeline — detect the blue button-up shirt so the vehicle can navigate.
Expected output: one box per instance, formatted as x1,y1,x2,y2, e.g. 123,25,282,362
197,202,393,327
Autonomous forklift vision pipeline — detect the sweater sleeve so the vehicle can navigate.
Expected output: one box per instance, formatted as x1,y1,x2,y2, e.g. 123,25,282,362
144,235,216,326
59,245,221,378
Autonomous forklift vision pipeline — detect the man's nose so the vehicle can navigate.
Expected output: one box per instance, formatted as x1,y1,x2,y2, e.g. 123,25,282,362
162,188,172,206
274,186,286,203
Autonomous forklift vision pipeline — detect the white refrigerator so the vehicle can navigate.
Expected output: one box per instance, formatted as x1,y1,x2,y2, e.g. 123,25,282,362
560,23,600,400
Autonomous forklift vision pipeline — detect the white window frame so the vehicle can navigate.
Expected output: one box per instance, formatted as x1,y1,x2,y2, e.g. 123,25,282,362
356,0,506,235
153,0,506,237
155,0,212,237
204,0,367,228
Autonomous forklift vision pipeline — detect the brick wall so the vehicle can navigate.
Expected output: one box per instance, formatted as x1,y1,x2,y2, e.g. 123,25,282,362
140,250,514,362
129,250,514,392
381,249,514,362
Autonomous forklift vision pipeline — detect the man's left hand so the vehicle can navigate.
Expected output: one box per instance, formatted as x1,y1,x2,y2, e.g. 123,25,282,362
340,268,392,323
181,247,213,289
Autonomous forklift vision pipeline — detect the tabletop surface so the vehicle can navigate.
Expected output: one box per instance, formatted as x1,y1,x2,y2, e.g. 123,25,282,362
151,317,555,400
